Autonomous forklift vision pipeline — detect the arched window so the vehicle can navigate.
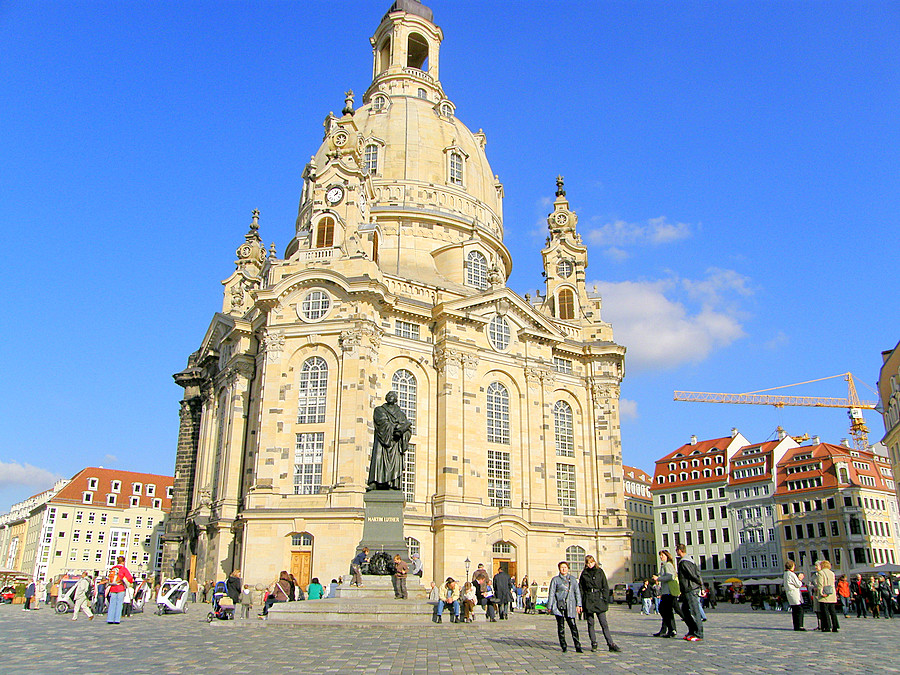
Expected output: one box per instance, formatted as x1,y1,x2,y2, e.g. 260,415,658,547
378,37,391,73
487,315,510,351
364,144,378,174
449,151,463,185
466,250,488,289
407,33,428,70
553,400,574,457
372,94,387,111
405,536,420,558
291,532,313,547
315,217,334,248
558,288,575,319
565,545,586,570
297,356,328,423
492,541,512,556
391,369,417,431
486,382,509,445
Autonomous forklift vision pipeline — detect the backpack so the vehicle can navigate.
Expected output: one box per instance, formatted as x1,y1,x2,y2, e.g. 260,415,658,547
108,568,120,586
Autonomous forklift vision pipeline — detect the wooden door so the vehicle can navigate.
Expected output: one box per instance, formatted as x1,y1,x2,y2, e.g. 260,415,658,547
291,551,312,587
493,558,516,578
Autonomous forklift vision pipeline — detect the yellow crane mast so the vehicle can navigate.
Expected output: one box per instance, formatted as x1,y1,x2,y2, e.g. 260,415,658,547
674,372,877,451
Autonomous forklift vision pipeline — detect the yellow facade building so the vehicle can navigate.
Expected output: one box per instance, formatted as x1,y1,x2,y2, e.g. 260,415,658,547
163,0,630,590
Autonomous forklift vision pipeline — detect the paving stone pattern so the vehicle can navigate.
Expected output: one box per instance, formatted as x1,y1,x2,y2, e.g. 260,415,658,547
2,602,899,674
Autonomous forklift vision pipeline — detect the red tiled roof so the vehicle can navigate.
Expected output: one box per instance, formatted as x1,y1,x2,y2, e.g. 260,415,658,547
774,443,894,496
51,467,174,511
622,465,653,499
651,437,731,490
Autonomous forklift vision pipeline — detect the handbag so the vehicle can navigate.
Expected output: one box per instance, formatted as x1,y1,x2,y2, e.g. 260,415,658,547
822,585,834,596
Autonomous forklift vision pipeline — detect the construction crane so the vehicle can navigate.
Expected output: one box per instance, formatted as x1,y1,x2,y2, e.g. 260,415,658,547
674,372,877,451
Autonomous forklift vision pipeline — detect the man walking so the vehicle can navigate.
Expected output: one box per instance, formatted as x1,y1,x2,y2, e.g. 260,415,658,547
71,571,94,621
547,561,583,653
675,543,704,641
492,566,512,620
852,574,868,618
106,555,134,624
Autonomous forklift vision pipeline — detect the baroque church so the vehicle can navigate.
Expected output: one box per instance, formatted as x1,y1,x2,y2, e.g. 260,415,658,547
162,0,630,588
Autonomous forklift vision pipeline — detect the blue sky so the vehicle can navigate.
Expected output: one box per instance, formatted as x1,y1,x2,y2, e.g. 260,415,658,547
1,0,897,507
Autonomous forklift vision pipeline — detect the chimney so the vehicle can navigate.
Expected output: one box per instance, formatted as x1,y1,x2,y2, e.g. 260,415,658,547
840,439,850,448
777,426,786,440
690,435,698,445
812,436,820,445
731,427,739,438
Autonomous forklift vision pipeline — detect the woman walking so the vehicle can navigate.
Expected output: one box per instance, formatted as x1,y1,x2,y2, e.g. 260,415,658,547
578,555,621,652
653,550,679,638
783,560,806,631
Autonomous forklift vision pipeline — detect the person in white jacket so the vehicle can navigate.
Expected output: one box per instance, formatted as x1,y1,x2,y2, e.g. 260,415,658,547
72,571,94,621
783,560,805,631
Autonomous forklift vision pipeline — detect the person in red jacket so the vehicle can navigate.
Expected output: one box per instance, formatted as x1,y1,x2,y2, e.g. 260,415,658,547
106,556,134,624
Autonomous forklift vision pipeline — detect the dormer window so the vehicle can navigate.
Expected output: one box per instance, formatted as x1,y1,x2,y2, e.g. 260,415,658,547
440,102,453,117
146,484,156,497
82,492,93,504
449,151,463,185
132,483,142,495
372,94,387,111
364,144,379,175
111,480,121,493
152,498,162,509
107,494,116,506
166,486,174,499
466,250,488,289
130,496,140,508
87,478,98,490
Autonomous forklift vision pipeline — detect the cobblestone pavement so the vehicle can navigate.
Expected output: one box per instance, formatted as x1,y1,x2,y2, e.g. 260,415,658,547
2,601,899,674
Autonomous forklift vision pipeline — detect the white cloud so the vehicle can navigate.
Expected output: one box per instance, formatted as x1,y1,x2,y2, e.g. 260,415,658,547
619,398,639,420
586,216,692,248
603,247,630,262
104,454,119,464
593,270,750,372
0,461,63,490
765,330,789,350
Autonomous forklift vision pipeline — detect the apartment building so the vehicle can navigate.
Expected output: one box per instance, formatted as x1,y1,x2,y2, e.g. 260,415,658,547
651,431,749,586
774,442,900,578
623,465,655,581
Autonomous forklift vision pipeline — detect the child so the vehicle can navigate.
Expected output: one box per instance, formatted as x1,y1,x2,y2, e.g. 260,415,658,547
240,584,253,619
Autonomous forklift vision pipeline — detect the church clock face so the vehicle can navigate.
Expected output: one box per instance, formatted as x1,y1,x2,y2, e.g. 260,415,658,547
555,212,569,226
326,185,345,205
557,259,574,278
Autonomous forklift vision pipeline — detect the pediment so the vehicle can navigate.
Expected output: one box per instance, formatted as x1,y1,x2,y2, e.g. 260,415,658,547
436,288,565,342
197,313,253,360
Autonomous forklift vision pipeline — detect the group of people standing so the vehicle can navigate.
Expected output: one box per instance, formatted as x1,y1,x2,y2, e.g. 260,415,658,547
846,573,896,619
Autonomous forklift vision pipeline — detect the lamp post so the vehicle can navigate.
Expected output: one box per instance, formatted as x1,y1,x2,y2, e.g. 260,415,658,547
465,557,470,581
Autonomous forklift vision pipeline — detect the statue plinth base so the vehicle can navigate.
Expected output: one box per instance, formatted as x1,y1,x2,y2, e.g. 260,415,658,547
357,489,407,561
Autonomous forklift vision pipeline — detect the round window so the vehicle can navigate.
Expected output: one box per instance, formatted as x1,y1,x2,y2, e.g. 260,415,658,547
557,259,574,278
298,290,331,322
487,314,511,351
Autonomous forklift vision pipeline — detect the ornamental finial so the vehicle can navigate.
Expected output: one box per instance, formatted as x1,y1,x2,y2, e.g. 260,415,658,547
250,209,260,231
342,90,355,116
555,175,566,197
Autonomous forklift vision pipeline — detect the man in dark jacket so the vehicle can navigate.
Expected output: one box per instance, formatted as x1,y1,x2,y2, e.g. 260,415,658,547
675,544,703,641
492,568,512,620
578,555,620,652
851,574,868,618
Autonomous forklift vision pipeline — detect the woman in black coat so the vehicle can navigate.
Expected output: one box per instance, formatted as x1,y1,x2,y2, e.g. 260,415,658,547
578,556,621,652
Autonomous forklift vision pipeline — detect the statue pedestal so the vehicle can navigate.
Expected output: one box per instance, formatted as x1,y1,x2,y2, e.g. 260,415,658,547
357,489,407,561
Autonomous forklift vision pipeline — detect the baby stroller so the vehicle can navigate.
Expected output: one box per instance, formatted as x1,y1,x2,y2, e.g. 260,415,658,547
155,578,189,615
206,580,235,622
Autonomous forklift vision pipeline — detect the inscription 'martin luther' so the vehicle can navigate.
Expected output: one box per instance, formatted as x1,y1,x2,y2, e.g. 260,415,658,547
366,516,400,522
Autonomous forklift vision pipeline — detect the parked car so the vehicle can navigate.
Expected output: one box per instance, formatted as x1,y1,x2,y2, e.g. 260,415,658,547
612,583,628,604
1,586,15,603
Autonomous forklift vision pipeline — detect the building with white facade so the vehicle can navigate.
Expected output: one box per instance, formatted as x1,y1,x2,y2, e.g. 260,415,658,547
623,465,654,581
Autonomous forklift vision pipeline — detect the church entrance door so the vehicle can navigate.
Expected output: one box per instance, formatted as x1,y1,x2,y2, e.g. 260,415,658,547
290,551,312,587
493,559,516,580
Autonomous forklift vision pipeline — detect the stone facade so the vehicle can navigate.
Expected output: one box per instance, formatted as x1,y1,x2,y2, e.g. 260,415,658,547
164,0,630,590
878,340,900,509
622,466,654,581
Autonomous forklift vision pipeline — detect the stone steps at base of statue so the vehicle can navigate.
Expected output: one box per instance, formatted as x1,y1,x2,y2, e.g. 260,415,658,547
266,597,434,623
333,574,425,600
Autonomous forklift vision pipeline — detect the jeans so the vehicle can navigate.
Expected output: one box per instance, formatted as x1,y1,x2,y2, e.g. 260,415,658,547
585,611,614,647
262,597,281,616
437,599,459,616
856,596,868,617
641,598,653,614
107,591,124,623
839,596,851,616
680,592,703,638
555,613,581,650
392,576,407,598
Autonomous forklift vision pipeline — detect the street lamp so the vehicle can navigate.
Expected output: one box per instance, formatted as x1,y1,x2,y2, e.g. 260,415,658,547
465,557,470,581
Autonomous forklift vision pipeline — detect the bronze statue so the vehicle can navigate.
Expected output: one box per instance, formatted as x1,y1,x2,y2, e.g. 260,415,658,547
367,391,411,490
